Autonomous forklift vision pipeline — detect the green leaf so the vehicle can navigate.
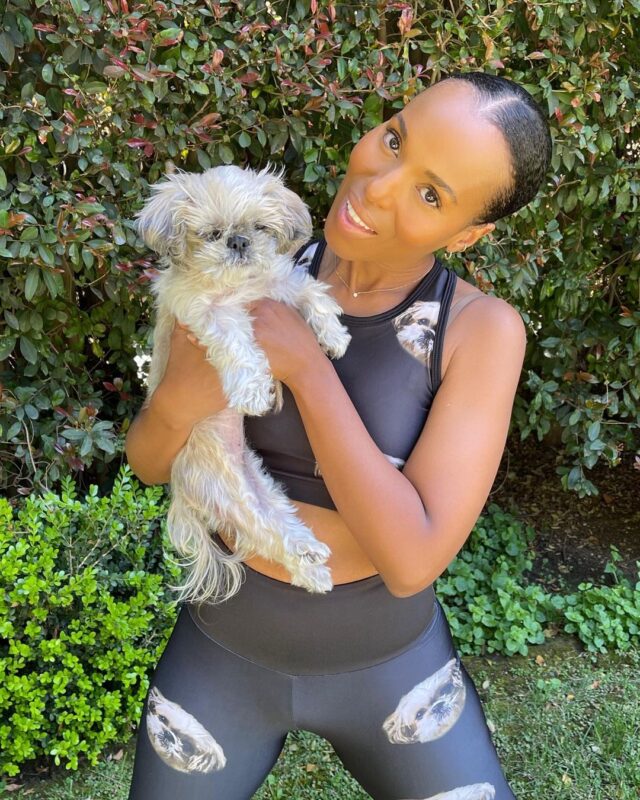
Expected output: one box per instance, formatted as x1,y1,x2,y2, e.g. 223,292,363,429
25,267,40,301
38,244,54,266
19,336,38,364
303,164,318,183
218,144,234,164
84,81,108,94
0,338,16,360
191,81,210,96
0,33,15,65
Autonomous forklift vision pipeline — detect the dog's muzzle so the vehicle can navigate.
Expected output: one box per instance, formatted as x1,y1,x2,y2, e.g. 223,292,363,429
227,234,250,257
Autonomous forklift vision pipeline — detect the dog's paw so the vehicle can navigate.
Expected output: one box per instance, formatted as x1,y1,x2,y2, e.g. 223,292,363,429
227,380,275,416
295,537,332,564
318,326,351,360
289,563,334,594
283,535,332,565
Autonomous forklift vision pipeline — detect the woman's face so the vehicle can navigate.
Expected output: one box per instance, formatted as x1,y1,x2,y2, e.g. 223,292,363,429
324,79,513,266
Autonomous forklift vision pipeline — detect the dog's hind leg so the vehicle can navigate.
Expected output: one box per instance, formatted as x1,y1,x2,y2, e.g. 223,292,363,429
165,492,246,604
234,448,334,593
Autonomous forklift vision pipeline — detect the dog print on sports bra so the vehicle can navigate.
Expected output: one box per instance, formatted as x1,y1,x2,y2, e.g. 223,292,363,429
146,685,226,774
392,300,442,366
382,656,466,744
402,783,496,800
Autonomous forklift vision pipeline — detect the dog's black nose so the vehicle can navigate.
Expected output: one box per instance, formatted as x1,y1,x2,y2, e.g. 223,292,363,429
226,234,250,254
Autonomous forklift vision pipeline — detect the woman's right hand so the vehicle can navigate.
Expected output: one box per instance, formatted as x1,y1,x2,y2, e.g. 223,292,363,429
153,321,228,429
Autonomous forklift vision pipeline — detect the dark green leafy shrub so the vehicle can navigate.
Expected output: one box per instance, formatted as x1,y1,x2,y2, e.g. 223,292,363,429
0,0,637,498
1,477,638,778
437,503,640,657
0,466,181,777
437,503,551,655
550,545,640,653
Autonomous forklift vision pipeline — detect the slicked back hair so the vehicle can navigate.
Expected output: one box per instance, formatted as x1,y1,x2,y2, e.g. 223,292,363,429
443,72,552,224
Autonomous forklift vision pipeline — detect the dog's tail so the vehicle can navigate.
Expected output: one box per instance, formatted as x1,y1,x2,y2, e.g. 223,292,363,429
164,499,246,605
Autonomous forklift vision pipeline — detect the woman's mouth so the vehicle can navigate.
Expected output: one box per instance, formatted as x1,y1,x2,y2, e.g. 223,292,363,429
340,197,377,235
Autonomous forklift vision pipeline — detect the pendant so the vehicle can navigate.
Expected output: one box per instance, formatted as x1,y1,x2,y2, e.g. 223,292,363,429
353,292,358,297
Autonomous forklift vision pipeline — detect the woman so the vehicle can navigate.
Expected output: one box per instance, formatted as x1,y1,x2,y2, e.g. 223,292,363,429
125,71,551,799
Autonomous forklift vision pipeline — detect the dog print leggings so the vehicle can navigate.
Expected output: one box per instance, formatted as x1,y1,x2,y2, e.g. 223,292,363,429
127,538,517,800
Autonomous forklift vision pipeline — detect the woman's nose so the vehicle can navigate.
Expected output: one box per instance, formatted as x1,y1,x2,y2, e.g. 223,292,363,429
363,167,402,209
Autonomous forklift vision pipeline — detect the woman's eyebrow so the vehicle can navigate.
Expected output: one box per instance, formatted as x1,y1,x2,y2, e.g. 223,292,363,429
393,112,458,204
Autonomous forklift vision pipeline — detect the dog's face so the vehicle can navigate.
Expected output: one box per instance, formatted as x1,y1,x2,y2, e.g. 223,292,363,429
392,301,441,367
134,163,312,279
146,685,226,774
382,656,466,744
401,784,496,800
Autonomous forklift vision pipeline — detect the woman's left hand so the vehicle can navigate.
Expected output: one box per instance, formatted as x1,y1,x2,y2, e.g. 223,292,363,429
247,298,325,387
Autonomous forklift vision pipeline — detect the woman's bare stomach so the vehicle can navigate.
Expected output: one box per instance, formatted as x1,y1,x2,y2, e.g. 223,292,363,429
216,500,379,585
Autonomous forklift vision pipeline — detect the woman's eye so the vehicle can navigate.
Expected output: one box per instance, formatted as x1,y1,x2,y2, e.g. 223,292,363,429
383,128,400,152
383,127,440,208
420,187,440,207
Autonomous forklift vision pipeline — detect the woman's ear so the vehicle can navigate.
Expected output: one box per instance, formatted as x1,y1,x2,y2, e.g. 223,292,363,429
445,222,495,254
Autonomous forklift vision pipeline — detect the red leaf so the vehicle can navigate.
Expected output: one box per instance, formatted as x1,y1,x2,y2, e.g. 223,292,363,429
238,71,260,84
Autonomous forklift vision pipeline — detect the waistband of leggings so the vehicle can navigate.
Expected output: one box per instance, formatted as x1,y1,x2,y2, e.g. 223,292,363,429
185,534,438,676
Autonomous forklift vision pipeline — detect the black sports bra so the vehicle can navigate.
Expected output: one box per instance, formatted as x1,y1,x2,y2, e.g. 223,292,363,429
243,235,457,510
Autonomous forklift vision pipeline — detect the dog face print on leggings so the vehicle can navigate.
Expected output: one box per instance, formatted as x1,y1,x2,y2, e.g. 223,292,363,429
392,301,441,366
383,656,466,744
146,685,226,773
401,783,496,800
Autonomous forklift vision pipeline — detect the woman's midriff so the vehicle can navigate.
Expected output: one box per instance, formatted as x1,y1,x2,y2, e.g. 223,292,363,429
216,500,380,585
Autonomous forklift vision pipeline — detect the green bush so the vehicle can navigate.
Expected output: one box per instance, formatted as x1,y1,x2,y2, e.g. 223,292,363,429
436,503,640,657
0,0,637,499
0,468,181,777
1,476,638,778
550,545,640,652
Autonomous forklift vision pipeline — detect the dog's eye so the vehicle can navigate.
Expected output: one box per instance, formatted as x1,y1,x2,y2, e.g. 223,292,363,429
206,230,222,241
255,225,268,231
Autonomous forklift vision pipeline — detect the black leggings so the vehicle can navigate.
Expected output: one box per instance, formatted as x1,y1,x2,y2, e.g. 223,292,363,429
128,543,516,800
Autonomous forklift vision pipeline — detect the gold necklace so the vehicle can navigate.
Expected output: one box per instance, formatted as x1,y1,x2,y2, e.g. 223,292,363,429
334,261,433,298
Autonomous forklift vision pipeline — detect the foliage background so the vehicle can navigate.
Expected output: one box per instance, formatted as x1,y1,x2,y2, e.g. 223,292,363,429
0,0,638,495
2,470,638,778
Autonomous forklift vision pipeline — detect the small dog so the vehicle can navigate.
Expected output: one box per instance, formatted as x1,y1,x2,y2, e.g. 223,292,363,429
135,164,351,604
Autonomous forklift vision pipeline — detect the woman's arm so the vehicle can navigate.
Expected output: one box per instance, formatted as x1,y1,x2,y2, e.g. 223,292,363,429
125,322,228,485
285,296,527,597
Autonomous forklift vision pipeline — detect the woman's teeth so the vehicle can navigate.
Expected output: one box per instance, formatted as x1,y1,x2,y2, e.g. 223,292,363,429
346,199,376,233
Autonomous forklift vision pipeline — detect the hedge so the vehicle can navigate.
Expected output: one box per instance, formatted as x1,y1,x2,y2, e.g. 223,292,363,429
0,0,638,498
2,469,638,777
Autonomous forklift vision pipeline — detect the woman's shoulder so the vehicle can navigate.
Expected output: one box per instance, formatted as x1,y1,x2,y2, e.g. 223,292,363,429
441,275,526,380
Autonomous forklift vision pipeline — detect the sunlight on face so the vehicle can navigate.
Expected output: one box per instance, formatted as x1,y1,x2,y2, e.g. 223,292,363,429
325,79,512,268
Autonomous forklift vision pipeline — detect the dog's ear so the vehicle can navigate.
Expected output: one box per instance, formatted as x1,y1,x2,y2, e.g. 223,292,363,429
257,164,313,255
134,172,192,261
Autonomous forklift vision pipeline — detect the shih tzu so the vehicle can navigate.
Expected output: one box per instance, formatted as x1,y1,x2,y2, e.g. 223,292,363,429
134,164,351,604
